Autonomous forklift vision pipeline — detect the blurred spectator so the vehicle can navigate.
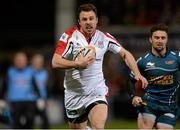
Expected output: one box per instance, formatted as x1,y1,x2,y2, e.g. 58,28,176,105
98,15,110,27
31,53,49,129
135,6,148,26
123,0,136,25
5,52,39,128
82,0,180,26
107,0,125,24
171,6,180,26
160,0,172,24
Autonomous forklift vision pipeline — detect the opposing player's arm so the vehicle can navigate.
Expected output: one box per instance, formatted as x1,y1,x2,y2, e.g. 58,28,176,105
128,69,146,107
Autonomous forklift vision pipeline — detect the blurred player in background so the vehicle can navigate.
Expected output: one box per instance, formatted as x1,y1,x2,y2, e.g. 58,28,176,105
131,23,180,129
5,52,40,128
31,53,49,129
52,3,147,129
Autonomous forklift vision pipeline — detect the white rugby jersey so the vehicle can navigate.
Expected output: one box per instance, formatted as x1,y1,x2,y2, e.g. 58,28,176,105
55,26,122,95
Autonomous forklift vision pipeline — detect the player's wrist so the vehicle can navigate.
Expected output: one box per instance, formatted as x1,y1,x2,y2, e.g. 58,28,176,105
134,73,141,78
73,60,78,68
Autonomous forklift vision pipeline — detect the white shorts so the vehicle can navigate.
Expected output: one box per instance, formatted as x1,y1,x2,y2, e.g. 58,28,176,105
64,90,107,119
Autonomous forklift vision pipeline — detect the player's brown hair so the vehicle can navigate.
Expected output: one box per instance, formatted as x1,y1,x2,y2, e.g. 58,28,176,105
150,23,168,37
77,3,97,20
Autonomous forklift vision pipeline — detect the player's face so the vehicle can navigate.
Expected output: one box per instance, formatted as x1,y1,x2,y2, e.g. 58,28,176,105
78,11,98,37
14,53,28,69
149,30,168,52
32,55,44,70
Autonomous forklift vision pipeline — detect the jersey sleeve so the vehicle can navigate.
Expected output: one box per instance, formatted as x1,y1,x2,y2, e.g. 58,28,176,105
104,32,122,54
55,32,73,58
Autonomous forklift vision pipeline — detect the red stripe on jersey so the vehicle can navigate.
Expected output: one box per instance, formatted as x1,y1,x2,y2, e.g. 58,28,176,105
55,41,67,55
79,29,96,44
103,32,120,45
55,26,78,55
65,26,78,36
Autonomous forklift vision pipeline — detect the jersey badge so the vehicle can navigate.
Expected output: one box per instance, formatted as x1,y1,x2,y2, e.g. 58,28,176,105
59,33,69,43
165,60,174,65
97,41,104,48
146,62,155,68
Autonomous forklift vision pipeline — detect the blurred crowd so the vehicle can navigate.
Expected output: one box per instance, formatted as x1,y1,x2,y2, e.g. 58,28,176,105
78,0,180,27
0,52,50,128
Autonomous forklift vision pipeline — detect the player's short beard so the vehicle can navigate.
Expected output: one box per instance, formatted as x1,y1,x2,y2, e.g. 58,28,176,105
153,46,163,53
153,45,167,57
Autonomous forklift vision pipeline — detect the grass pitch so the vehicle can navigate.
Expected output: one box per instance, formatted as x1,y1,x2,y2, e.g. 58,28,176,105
50,119,180,129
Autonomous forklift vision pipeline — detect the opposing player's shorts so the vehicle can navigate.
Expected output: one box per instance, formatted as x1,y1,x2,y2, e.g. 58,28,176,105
137,97,179,127
64,90,107,123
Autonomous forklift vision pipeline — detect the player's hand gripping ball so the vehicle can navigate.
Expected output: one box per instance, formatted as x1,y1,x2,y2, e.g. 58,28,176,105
74,45,96,61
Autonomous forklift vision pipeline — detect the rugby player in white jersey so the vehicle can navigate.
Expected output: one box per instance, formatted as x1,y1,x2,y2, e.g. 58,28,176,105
52,3,148,129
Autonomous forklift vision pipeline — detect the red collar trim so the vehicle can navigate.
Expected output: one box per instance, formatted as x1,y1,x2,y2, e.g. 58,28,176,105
77,27,96,44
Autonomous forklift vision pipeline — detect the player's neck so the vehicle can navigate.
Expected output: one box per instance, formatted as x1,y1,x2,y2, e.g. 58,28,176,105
79,28,95,39
152,48,166,57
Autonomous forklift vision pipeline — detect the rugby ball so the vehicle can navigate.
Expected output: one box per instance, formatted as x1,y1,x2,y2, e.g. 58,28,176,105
74,45,96,61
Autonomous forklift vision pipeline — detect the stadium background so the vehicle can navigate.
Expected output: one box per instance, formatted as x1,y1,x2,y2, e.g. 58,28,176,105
0,0,180,128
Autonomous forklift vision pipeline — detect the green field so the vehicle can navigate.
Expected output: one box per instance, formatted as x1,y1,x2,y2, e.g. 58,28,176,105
50,119,180,129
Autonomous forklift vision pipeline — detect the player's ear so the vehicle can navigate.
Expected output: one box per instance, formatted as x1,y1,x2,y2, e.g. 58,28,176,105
149,37,152,44
78,19,80,25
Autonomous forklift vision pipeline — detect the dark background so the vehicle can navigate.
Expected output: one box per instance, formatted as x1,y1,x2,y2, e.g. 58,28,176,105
0,0,55,50
0,0,180,50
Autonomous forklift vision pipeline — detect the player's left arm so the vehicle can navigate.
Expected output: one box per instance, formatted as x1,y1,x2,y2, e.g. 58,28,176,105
104,32,148,88
119,47,148,88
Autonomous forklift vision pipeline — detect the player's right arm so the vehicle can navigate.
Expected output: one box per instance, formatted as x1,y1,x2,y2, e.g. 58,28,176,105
52,32,93,69
52,54,76,69
52,53,93,69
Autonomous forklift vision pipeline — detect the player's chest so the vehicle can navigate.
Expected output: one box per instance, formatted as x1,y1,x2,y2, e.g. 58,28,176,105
11,73,32,85
72,37,108,58
143,58,179,75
